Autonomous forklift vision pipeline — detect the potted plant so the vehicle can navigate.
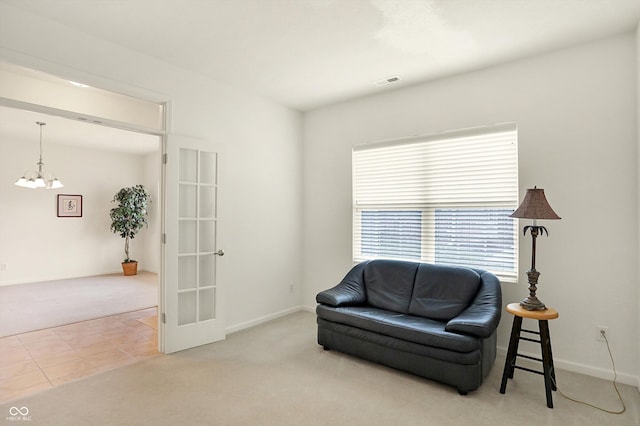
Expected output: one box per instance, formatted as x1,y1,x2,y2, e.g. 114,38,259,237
109,184,151,276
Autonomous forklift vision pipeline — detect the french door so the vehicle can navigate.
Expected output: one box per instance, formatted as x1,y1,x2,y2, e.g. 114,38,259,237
162,135,225,353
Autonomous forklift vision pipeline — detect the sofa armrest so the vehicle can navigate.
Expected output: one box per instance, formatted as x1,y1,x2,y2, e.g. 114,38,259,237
316,261,369,307
445,271,502,338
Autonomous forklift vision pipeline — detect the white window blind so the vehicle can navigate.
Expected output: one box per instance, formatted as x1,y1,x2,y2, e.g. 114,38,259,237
353,123,519,281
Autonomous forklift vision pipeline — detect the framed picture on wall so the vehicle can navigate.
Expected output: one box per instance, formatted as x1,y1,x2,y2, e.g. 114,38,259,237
57,194,83,218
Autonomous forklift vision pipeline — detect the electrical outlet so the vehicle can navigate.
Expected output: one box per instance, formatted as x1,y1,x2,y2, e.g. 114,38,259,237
0,264,6,272
596,326,609,342
289,283,294,294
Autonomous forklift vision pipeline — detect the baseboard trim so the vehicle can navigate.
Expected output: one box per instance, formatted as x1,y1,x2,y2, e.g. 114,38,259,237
226,306,305,335
497,346,638,387
301,304,315,313
0,269,151,287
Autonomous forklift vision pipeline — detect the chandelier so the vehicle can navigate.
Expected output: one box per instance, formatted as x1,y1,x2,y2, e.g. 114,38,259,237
15,121,64,189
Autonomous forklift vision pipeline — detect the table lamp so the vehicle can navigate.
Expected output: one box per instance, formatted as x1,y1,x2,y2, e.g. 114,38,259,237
510,187,561,311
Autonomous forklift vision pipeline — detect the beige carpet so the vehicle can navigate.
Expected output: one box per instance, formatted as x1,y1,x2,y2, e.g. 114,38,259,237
0,272,158,337
1,311,638,425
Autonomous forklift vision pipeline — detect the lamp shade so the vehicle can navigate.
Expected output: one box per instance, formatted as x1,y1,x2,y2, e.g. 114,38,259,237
14,177,28,187
48,178,64,189
510,187,561,220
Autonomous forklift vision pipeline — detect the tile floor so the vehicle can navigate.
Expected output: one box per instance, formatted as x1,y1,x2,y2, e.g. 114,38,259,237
0,307,160,404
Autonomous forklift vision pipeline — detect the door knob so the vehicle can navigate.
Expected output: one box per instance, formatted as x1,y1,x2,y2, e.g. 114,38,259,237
214,249,225,256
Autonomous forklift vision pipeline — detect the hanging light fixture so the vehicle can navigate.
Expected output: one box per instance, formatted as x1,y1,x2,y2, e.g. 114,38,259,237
15,121,64,189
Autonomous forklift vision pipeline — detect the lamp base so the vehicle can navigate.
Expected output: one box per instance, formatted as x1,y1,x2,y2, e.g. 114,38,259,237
520,295,547,311
520,268,547,311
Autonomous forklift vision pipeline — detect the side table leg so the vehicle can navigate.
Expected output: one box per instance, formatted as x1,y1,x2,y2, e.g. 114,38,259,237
547,324,557,391
539,320,554,408
500,316,522,394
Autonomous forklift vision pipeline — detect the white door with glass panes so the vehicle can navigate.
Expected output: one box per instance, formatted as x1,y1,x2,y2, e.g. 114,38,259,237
163,135,225,353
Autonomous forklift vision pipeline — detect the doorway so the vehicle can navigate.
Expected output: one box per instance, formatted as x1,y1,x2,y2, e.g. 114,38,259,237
0,101,165,403
1,60,228,358
0,62,166,344
0,104,163,324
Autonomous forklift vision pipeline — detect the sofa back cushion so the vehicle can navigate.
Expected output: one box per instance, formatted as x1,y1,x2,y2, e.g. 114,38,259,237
408,264,481,320
364,260,418,313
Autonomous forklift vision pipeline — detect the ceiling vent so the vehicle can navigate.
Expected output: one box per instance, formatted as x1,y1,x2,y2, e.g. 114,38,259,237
374,76,400,87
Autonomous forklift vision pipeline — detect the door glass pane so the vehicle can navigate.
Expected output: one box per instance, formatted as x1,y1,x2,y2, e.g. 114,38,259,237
178,256,196,290
199,220,216,253
176,145,219,329
179,148,197,183
199,288,215,321
199,254,215,287
179,184,197,218
178,291,197,326
199,186,216,218
178,220,196,254
200,152,217,185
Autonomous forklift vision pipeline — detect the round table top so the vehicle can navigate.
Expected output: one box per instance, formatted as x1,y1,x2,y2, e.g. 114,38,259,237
506,302,559,320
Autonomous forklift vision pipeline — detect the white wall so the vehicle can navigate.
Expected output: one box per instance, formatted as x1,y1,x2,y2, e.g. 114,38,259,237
303,33,639,384
142,151,162,274
0,3,303,330
0,140,158,284
0,65,163,130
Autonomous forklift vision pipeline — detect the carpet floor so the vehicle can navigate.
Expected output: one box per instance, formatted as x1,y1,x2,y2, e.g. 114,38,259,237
0,272,158,337
0,311,638,425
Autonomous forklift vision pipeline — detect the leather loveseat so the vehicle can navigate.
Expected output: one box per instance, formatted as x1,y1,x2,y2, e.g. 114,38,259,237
316,259,502,394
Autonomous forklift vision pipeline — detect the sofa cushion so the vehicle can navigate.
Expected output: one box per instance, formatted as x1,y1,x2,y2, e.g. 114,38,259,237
317,318,482,366
408,264,481,321
364,259,418,314
316,305,481,353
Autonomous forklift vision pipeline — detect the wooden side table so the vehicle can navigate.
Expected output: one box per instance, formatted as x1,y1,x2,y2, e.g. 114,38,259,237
499,303,559,408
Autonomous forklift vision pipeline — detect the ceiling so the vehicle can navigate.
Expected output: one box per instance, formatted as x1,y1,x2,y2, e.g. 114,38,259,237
2,1,640,153
4,0,640,111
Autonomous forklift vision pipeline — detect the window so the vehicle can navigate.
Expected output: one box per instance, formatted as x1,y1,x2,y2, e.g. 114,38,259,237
353,124,518,281
361,210,422,259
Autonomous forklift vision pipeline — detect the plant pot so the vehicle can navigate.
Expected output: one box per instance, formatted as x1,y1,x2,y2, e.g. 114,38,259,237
121,261,138,276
